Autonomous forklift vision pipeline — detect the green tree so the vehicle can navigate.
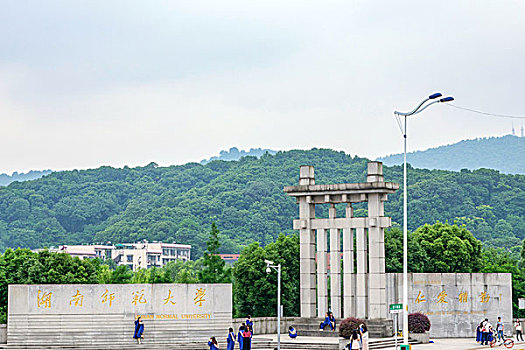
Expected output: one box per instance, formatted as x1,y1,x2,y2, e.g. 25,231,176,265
233,233,299,318
164,259,202,283
385,227,428,273
412,222,482,272
109,266,133,284
198,223,231,283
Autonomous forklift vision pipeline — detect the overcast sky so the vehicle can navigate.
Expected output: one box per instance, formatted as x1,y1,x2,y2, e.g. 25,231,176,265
1,1,524,174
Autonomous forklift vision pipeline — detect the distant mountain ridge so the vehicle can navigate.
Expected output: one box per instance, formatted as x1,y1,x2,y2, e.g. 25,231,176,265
377,135,525,174
200,147,277,164
0,170,53,186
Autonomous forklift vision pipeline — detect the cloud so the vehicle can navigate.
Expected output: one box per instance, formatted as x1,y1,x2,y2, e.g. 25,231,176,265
0,0,524,173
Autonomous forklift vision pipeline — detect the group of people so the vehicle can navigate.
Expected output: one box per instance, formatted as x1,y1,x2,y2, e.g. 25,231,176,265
344,324,369,350
476,317,504,345
209,315,254,350
475,317,524,346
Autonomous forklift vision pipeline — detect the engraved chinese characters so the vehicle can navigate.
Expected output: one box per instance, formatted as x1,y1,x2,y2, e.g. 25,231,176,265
387,273,513,337
413,289,491,305
9,284,232,346
37,290,52,308
28,284,217,314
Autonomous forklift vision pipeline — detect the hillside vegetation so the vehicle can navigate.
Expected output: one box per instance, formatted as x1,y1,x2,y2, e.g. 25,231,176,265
0,148,524,257
378,135,525,174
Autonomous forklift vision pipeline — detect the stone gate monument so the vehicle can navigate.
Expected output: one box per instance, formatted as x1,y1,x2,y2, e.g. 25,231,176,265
284,162,398,320
285,162,513,338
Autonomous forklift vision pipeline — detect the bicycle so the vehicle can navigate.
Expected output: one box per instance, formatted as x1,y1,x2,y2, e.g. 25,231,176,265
489,332,514,348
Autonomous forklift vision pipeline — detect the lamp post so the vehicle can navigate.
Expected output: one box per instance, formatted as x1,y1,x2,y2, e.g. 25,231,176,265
394,93,454,346
265,259,282,350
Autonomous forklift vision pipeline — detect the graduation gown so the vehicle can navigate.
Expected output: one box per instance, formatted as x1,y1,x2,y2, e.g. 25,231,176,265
133,320,144,339
227,332,236,350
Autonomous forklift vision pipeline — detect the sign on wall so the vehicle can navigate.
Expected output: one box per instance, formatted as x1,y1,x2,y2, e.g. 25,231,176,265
8,284,232,346
386,273,512,338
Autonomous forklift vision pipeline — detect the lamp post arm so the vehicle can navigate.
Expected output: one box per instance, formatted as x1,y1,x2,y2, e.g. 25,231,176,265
412,100,440,115
394,97,430,117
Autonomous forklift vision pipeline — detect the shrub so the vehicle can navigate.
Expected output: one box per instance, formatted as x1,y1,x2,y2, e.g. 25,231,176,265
408,312,431,333
339,317,367,339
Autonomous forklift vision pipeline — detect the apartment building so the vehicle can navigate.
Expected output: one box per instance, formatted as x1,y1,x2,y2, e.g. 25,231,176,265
54,242,191,271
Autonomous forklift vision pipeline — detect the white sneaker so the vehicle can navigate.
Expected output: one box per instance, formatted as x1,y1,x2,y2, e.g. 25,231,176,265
320,329,323,331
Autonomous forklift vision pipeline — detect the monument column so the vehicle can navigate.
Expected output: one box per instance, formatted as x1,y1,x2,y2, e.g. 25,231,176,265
356,227,368,319
342,204,355,318
329,204,341,318
367,162,387,319
316,228,328,318
299,166,316,318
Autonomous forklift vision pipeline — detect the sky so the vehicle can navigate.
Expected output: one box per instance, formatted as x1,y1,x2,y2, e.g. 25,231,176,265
1,0,524,174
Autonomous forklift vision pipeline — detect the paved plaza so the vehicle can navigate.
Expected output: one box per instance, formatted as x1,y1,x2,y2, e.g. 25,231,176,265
255,334,525,350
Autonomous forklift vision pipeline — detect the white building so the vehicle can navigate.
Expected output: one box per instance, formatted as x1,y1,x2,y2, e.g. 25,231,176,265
54,242,191,271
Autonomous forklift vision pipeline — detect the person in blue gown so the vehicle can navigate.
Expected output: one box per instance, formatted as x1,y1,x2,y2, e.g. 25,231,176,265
237,325,244,350
320,312,333,331
246,315,254,334
476,322,483,344
133,316,144,344
329,312,336,331
227,327,236,350
288,326,298,339
208,337,219,350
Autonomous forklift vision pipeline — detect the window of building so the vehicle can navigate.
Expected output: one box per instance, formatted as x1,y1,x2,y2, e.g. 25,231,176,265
127,255,133,262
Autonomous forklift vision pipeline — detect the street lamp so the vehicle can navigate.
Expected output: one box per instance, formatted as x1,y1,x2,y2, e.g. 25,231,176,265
265,259,282,350
394,93,454,346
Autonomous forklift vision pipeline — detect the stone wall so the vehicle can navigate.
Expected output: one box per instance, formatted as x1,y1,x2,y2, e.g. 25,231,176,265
8,283,232,346
232,317,300,334
386,273,512,338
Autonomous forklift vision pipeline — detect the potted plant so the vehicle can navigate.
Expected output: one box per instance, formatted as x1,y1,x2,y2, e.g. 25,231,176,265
408,312,431,343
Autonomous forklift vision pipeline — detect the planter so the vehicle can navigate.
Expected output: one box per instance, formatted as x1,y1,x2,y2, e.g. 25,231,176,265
410,332,430,344
338,337,350,350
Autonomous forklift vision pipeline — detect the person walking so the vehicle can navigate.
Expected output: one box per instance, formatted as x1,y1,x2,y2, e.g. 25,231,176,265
208,337,220,350
516,320,524,342
360,324,369,350
496,317,505,342
242,324,252,350
133,316,144,345
226,328,236,350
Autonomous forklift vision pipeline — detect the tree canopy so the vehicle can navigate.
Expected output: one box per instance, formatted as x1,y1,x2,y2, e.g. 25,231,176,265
0,148,523,257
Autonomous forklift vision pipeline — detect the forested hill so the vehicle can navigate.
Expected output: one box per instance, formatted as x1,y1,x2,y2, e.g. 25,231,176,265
0,149,524,258
378,135,525,174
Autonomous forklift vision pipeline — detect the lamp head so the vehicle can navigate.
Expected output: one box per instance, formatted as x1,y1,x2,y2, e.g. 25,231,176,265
264,259,274,265
266,267,271,274
439,96,454,102
429,92,442,99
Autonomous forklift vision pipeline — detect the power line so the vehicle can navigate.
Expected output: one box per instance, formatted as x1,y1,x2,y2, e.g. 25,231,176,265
447,104,525,120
